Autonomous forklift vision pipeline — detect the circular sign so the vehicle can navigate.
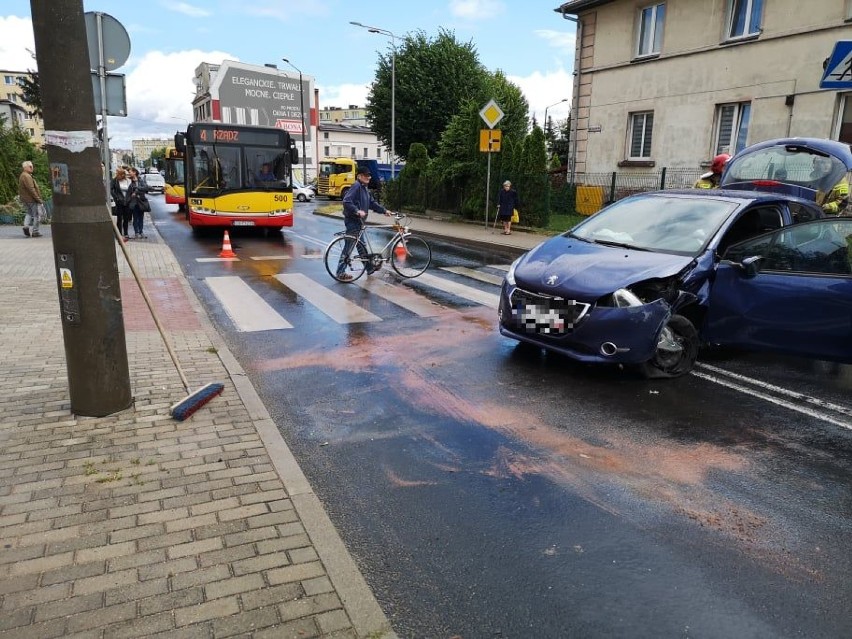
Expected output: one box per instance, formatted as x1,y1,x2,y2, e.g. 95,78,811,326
84,12,131,71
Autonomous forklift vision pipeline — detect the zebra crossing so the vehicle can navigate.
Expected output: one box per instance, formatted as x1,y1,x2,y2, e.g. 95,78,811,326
202,263,506,332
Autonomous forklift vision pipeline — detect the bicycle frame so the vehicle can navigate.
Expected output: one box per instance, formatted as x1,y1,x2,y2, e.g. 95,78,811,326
350,221,409,265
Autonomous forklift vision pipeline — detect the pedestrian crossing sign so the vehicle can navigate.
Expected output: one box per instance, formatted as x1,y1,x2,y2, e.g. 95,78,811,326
820,40,852,90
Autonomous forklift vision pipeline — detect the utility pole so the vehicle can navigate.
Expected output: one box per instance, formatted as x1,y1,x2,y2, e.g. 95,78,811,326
31,0,132,416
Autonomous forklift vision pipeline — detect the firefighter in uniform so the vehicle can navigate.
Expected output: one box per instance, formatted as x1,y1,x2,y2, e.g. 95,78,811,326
811,156,850,215
693,153,731,189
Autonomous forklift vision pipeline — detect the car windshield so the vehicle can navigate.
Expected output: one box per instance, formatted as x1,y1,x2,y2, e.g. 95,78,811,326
569,194,738,255
723,145,849,194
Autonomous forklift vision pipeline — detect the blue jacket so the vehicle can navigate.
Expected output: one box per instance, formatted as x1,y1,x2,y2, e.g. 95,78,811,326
342,180,385,222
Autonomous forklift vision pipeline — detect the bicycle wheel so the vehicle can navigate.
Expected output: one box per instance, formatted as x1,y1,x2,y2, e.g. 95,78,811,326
324,235,368,282
391,235,431,278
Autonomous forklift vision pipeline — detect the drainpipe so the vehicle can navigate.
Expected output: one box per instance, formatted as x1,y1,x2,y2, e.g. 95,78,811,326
560,9,581,185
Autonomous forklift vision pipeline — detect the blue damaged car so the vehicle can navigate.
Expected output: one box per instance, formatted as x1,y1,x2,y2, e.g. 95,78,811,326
498,189,842,378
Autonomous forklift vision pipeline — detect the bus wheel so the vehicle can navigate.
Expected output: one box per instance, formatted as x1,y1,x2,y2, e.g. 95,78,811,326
265,227,282,239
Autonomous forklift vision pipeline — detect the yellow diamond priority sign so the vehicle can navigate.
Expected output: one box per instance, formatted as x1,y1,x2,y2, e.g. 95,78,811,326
479,99,504,129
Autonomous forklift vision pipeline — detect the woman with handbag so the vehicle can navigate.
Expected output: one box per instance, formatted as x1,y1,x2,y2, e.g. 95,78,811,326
110,167,132,241
496,179,520,235
127,168,150,239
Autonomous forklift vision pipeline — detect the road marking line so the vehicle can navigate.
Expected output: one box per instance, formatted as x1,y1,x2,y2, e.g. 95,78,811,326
413,272,500,309
440,266,504,286
197,257,240,262
692,369,852,431
490,264,510,272
282,230,328,248
205,276,293,332
697,362,852,418
275,273,382,324
249,255,291,261
353,276,443,317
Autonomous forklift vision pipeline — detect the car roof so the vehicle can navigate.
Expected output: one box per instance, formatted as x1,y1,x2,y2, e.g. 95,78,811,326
639,188,813,204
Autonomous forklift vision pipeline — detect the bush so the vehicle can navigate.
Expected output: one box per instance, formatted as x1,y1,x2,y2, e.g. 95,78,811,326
0,197,24,225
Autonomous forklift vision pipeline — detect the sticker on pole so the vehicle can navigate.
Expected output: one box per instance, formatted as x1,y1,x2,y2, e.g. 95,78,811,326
479,99,504,129
60,268,74,289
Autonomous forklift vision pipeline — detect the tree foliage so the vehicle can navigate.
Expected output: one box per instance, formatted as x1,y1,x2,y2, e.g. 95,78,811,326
366,29,487,162
17,72,42,119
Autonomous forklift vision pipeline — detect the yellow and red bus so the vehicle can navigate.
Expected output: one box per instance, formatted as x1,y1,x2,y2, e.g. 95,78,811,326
163,145,185,209
176,123,299,230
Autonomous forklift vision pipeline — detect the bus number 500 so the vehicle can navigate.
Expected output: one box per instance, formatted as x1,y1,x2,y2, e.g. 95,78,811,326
274,194,288,202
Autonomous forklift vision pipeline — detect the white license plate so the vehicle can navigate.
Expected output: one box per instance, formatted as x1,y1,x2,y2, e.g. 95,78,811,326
232,220,255,226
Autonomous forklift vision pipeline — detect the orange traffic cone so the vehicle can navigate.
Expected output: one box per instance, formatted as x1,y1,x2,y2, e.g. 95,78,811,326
219,230,237,258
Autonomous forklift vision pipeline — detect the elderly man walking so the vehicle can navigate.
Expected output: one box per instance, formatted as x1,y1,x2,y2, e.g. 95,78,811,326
18,160,44,237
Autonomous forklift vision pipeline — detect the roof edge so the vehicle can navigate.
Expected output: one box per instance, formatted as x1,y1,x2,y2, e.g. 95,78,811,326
554,0,616,14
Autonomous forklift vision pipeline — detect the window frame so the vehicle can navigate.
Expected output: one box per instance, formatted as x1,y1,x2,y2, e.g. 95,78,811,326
627,111,654,160
635,3,666,59
834,92,852,143
725,0,764,41
714,102,751,156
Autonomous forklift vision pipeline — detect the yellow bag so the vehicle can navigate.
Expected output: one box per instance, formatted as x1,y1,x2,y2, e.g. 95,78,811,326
511,208,520,223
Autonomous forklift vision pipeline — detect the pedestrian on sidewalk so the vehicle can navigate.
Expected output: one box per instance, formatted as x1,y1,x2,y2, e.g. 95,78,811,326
110,167,132,241
128,167,150,239
497,179,520,235
18,160,44,237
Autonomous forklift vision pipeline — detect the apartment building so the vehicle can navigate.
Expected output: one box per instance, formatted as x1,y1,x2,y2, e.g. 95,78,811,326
556,0,852,176
0,70,44,145
318,122,389,163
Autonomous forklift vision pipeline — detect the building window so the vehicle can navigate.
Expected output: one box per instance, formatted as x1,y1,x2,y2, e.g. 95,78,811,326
363,147,368,157
714,102,751,155
726,0,763,40
3,75,14,85
350,147,356,158
636,3,665,57
324,146,330,156
846,0,852,20
628,111,654,159
376,148,381,158
323,131,329,139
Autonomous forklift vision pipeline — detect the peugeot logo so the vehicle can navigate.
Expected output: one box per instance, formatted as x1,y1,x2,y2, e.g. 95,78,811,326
546,275,558,285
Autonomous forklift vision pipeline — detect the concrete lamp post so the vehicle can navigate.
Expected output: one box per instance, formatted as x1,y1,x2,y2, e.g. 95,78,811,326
350,21,400,180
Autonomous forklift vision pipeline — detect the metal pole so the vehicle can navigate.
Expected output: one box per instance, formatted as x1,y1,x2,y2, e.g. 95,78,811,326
485,151,492,230
96,12,110,206
390,33,396,181
282,59,308,183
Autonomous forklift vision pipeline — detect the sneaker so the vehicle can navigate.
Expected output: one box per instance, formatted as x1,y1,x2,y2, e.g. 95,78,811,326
23,227,30,237
31,231,42,237
337,273,354,282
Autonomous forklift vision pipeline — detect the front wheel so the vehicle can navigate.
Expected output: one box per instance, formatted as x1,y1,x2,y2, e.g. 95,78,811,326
638,314,699,379
391,235,431,278
324,235,368,282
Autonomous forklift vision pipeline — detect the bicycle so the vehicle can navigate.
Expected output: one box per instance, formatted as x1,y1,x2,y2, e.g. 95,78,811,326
324,213,432,282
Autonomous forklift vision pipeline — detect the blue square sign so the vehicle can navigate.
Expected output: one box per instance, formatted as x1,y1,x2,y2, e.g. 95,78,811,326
820,40,852,90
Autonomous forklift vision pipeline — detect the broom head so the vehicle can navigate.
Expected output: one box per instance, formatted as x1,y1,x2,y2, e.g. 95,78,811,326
170,382,225,421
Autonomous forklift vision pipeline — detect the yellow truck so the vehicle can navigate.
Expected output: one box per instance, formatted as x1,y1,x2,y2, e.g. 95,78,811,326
316,157,380,199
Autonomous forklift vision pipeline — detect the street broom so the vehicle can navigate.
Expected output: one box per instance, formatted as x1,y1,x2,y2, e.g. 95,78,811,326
111,216,223,421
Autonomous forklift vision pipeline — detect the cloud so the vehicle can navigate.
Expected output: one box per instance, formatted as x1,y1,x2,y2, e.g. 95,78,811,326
509,68,575,124
0,16,36,71
315,82,370,111
166,2,211,18
448,0,506,20
107,48,235,149
535,29,576,55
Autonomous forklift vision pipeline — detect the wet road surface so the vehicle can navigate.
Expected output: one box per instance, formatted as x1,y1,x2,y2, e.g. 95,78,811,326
151,198,852,638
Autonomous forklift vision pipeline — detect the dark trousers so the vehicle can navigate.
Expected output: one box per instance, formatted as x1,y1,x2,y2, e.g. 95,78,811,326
131,206,144,236
336,218,368,276
114,204,130,236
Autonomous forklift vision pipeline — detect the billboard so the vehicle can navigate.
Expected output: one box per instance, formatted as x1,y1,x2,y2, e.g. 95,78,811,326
211,61,313,150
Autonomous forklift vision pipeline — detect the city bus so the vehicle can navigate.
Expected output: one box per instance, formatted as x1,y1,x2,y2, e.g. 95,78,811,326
175,123,300,230
163,145,185,209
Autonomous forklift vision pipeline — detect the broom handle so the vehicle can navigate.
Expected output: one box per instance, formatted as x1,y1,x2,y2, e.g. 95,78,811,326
111,215,192,393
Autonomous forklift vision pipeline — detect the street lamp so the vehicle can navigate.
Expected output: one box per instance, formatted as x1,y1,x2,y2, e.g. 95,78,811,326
282,58,308,184
350,21,399,180
543,98,568,134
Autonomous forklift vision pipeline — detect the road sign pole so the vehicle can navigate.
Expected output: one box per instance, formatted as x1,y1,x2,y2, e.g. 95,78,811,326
485,150,492,230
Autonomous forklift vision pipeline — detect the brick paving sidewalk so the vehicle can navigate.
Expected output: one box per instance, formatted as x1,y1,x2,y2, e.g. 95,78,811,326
0,223,396,639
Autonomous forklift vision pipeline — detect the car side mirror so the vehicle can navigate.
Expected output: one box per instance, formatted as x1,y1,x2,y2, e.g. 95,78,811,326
738,255,762,279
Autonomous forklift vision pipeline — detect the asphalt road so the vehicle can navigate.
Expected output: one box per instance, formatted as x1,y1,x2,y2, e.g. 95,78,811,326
151,196,852,639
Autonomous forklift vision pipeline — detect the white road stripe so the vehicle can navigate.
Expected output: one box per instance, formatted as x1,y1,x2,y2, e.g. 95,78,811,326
282,230,328,248
275,273,382,324
205,276,293,331
696,362,852,417
197,257,240,262
441,266,504,286
414,272,500,309
490,264,510,272
353,276,443,317
691,370,852,431
249,255,291,261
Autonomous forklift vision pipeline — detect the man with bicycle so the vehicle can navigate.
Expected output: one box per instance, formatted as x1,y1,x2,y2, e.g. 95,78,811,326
337,166,393,281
